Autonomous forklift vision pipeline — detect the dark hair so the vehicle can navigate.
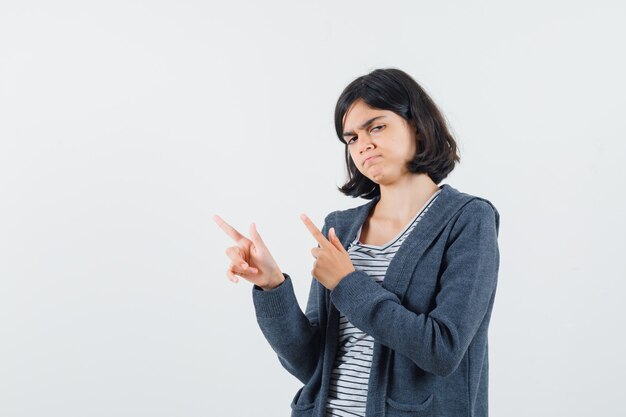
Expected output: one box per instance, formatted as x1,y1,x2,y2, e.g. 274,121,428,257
334,68,460,199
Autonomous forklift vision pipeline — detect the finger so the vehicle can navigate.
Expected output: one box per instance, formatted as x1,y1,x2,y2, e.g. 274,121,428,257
329,227,346,252
227,268,256,283
213,214,247,243
225,247,259,273
249,222,266,250
228,264,258,283
226,268,239,283
299,214,329,247
225,252,258,273
225,246,246,263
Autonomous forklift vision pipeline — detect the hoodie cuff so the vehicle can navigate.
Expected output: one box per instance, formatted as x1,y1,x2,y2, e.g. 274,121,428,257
330,270,397,317
252,273,298,318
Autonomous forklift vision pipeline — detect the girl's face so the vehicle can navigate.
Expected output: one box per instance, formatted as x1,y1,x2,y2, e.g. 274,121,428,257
342,98,417,185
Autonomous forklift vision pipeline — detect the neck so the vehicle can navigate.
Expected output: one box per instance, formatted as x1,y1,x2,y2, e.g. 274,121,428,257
373,174,440,222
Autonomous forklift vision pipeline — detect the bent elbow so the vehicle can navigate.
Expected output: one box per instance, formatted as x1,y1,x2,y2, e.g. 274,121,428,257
278,355,317,384
433,354,464,377
414,348,465,377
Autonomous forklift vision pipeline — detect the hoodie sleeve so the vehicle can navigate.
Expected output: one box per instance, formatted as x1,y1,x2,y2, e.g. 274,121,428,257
329,199,500,377
250,215,331,384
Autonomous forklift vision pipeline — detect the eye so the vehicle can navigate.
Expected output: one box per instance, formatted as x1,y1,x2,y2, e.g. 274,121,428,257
346,125,384,145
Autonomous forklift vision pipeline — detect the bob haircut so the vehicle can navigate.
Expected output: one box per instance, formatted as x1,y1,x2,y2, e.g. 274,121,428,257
334,68,460,200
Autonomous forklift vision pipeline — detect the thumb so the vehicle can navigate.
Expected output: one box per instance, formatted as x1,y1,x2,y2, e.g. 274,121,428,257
249,222,267,249
329,227,346,252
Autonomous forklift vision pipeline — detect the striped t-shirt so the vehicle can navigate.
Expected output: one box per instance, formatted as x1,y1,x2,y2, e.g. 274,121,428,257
325,189,441,417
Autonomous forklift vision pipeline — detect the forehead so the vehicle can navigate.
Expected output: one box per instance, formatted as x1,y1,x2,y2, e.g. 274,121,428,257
342,100,396,130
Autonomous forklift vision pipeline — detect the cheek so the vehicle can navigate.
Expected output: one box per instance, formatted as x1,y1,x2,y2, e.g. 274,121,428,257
349,151,359,166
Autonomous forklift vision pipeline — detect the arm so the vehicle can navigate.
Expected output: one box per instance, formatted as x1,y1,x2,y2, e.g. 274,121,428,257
329,200,500,377
251,216,331,384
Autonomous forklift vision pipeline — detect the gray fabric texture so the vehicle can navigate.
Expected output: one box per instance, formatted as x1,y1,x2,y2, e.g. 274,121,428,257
252,183,501,417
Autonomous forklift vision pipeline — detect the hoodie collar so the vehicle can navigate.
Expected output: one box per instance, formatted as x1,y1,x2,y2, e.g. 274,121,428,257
332,183,477,300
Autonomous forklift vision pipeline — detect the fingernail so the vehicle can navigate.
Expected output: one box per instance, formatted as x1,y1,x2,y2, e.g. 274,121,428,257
241,262,248,268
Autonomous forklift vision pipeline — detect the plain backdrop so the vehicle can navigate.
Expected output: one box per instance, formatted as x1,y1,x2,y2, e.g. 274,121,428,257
1,1,625,416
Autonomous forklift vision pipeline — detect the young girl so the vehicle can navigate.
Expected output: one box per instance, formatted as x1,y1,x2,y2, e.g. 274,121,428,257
214,68,500,417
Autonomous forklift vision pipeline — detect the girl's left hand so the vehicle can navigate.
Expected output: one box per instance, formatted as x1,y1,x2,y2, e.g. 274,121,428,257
300,213,356,291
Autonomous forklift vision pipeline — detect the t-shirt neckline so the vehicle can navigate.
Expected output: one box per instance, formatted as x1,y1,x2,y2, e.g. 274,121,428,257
354,188,441,250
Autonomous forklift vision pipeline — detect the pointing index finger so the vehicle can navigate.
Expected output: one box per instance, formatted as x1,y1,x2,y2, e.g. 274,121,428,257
300,214,329,247
213,214,246,243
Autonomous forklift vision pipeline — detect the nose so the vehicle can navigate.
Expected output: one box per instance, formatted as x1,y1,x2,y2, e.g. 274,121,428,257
358,135,374,154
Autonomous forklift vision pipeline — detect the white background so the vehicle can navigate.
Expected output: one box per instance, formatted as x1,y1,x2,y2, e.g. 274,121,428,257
1,1,625,416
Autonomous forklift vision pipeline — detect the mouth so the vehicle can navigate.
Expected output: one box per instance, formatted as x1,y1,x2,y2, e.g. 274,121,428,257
364,155,380,166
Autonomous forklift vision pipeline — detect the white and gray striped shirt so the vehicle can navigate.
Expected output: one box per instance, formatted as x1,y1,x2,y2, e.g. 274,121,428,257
325,190,441,417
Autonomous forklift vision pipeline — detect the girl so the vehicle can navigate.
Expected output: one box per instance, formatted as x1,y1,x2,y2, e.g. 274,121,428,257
214,68,500,417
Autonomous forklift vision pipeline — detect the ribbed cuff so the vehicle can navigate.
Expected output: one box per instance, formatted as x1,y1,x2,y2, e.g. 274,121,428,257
252,273,298,318
330,270,389,315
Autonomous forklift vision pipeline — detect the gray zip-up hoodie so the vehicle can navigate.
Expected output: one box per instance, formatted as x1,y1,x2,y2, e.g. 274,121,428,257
251,183,501,417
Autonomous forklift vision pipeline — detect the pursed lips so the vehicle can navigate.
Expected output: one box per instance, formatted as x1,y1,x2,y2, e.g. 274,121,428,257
363,155,380,166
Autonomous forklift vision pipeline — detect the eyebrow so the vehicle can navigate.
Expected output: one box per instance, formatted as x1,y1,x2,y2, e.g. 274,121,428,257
342,116,387,137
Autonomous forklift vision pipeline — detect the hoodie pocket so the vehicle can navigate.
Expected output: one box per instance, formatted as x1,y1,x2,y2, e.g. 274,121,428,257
385,393,433,416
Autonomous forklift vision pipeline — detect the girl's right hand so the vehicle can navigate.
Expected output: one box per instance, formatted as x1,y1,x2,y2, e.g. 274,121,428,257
212,214,285,291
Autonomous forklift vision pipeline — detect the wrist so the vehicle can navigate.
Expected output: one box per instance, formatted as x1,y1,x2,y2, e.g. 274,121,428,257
260,272,285,291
